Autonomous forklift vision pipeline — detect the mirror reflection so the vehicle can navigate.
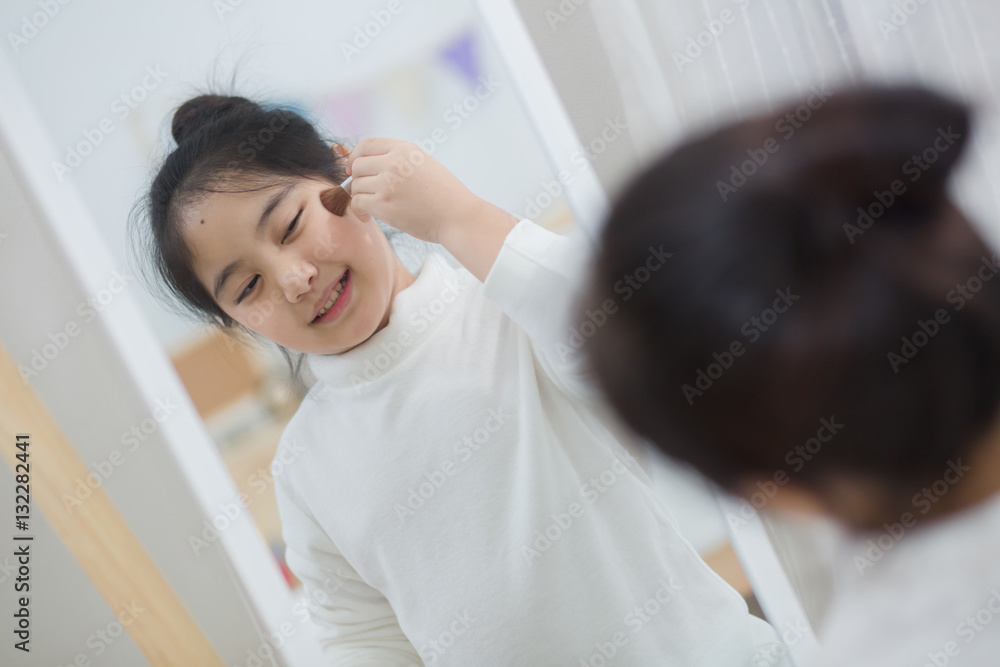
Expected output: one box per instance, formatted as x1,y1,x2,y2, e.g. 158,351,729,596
1,1,997,666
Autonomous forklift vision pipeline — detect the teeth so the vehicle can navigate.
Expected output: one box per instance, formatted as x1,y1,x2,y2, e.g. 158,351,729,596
316,273,348,319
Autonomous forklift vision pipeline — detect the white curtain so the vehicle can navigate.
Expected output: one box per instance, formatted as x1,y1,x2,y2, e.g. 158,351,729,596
590,0,1000,243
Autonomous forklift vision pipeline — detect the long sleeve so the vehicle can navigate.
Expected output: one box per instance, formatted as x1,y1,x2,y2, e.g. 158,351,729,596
480,218,602,403
273,473,424,666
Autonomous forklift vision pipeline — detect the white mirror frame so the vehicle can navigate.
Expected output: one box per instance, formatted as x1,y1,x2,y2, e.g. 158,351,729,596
0,51,324,667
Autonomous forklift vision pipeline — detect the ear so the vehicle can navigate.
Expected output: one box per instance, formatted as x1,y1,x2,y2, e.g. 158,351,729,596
734,476,831,519
735,473,899,530
331,142,350,160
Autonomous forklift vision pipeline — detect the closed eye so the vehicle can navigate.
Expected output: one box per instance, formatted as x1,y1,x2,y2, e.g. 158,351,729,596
237,276,258,303
282,208,303,242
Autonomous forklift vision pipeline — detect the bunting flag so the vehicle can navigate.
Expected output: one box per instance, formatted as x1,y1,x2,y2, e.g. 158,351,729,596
439,27,481,89
317,23,484,137
320,90,369,140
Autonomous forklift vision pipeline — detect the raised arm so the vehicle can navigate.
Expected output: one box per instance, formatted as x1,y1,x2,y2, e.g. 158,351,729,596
480,217,610,403
346,137,604,400
346,137,519,281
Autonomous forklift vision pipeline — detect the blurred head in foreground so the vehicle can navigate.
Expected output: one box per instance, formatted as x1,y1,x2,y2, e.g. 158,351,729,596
584,84,1000,530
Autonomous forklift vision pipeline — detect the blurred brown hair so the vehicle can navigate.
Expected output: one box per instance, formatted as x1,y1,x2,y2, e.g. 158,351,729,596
583,84,1000,519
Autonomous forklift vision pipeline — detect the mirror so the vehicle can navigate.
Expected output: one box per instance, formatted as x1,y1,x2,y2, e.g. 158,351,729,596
2,0,998,665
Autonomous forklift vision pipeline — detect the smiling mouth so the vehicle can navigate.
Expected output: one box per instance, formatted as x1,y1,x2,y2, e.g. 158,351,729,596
310,269,351,324
313,270,350,323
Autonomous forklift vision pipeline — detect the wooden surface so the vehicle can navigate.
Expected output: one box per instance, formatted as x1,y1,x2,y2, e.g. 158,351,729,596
169,329,264,421
0,342,225,666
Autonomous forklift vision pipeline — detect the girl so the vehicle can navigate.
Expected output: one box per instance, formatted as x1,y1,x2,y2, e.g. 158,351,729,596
582,84,1000,666
133,93,788,665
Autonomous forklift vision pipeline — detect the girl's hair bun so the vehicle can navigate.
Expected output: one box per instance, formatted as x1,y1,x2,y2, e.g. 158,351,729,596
782,85,972,225
739,85,974,266
171,94,254,144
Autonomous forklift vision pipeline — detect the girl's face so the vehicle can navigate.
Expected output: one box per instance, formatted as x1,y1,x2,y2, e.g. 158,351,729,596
183,177,414,355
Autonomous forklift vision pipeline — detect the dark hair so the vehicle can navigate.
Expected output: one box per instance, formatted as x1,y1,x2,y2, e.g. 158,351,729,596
584,84,1000,523
129,88,355,396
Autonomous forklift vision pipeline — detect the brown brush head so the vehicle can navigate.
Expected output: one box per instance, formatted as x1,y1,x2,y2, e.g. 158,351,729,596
320,185,352,216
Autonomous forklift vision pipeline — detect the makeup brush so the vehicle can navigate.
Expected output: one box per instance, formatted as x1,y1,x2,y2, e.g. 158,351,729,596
320,175,353,216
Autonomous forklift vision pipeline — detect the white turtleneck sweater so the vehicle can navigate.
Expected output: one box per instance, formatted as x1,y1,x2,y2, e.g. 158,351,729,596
271,218,787,666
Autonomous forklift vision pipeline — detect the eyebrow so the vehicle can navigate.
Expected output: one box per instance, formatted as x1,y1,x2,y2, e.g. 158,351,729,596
212,183,296,302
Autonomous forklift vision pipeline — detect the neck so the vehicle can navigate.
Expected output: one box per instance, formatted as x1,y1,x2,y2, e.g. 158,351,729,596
927,414,1000,520
840,410,1000,531
375,249,415,335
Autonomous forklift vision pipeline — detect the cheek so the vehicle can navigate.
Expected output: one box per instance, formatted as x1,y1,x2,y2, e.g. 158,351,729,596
234,288,284,332
313,212,361,258
312,229,346,263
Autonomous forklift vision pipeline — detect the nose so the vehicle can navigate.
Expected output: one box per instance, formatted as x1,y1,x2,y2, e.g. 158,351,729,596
277,257,317,304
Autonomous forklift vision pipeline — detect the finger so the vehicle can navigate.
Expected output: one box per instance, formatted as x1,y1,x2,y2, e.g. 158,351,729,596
348,154,389,181
348,173,376,196
349,192,375,220
347,137,396,173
